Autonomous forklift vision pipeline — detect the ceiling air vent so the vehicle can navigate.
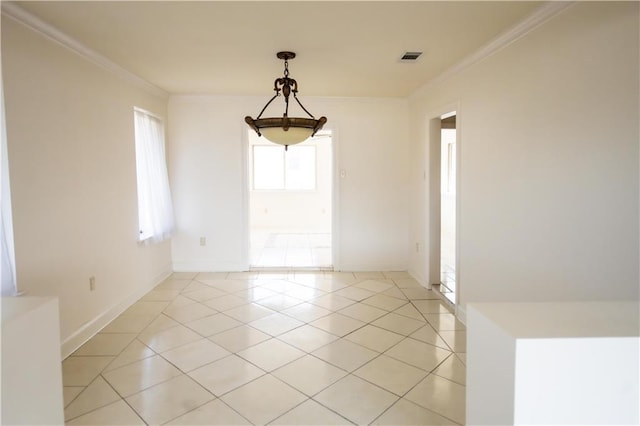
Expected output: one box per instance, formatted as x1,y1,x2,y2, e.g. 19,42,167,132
400,51,422,61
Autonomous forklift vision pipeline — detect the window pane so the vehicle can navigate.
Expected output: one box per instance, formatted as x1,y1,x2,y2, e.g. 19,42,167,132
253,146,284,189
134,108,174,242
285,146,316,190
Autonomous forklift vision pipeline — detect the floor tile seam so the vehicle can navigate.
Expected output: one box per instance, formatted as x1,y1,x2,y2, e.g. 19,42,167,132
252,299,307,312
187,358,269,399
309,373,402,424
359,298,410,312
373,345,445,376
138,329,207,354
65,353,118,363
101,350,164,380
162,395,252,426
390,332,452,352
335,310,388,324
365,321,424,337
307,390,380,426
423,320,458,353
138,314,183,335
124,373,219,424
63,374,128,423
403,383,465,426
66,398,147,426
408,299,458,334
267,393,356,426
157,343,234,374
251,322,309,339
215,372,307,412
238,374,316,424
182,292,231,304
62,382,92,417
431,367,467,387
350,353,432,397
389,307,425,322
100,338,159,373
119,371,217,414
381,339,454,373
271,362,349,399
313,318,371,339
101,360,183,399
92,309,166,341
274,328,340,354
400,333,453,352
62,385,86,409
337,315,406,341
372,366,439,401
345,334,402,354
234,337,308,369
206,321,266,342
370,397,463,426
295,349,353,375
419,354,466,388
162,306,218,323
181,314,246,337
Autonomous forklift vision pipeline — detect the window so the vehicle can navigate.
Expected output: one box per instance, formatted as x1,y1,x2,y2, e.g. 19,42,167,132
134,108,174,242
252,145,316,190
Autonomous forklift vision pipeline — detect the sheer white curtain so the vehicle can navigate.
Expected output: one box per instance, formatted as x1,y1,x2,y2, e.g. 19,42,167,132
134,108,174,242
1,70,17,296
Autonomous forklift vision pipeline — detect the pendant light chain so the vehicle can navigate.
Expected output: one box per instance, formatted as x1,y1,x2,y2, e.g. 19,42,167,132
245,51,327,147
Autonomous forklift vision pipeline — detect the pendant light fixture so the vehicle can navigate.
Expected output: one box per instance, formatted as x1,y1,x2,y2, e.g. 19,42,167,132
245,51,327,149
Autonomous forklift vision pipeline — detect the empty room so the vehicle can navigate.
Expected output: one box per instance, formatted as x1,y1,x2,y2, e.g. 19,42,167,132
1,1,638,425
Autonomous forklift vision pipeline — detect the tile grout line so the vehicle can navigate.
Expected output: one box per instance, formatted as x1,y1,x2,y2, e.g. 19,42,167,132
64,272,465,425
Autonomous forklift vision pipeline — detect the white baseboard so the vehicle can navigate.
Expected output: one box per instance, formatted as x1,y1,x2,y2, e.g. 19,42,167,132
408,268,429,289
60,265,172,359
172,260,247,272
336,263,408,272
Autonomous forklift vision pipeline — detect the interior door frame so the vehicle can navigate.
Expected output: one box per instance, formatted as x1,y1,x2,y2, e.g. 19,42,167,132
426,102,461,306
241,127,339,271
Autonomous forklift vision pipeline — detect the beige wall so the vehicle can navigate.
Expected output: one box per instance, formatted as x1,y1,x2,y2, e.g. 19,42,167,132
409,2,639,315
2,16,172,354
168,96,410,271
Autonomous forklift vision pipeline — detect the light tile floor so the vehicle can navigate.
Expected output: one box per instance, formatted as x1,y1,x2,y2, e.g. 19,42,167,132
63,271,466,425
250,231,332,268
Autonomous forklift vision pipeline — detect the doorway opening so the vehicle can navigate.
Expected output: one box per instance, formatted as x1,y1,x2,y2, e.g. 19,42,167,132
440,112,456,303
248,130,333,269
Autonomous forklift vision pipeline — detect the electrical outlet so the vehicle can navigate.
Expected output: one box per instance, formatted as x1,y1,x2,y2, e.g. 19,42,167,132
89,276,96,291
415,242,420,252
200,237,206,246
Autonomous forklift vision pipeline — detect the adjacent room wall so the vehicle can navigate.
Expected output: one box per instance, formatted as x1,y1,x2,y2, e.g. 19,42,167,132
249,136,333,233
2,16,172,354
168,96,410,272
409,2,640,315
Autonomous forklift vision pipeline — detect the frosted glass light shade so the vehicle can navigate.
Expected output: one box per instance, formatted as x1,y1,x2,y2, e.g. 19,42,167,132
261,127,313,145
245,116,327,146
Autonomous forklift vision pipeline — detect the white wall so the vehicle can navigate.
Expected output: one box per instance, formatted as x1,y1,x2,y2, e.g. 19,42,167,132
169,96,410,271
2,16,172,353
409,2,639,311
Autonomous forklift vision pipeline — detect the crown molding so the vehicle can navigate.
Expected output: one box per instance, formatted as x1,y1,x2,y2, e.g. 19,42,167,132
410,1,576,100
1,2,168,99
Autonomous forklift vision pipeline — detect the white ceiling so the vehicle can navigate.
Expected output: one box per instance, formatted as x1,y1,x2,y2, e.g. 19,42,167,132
8,1,543,98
